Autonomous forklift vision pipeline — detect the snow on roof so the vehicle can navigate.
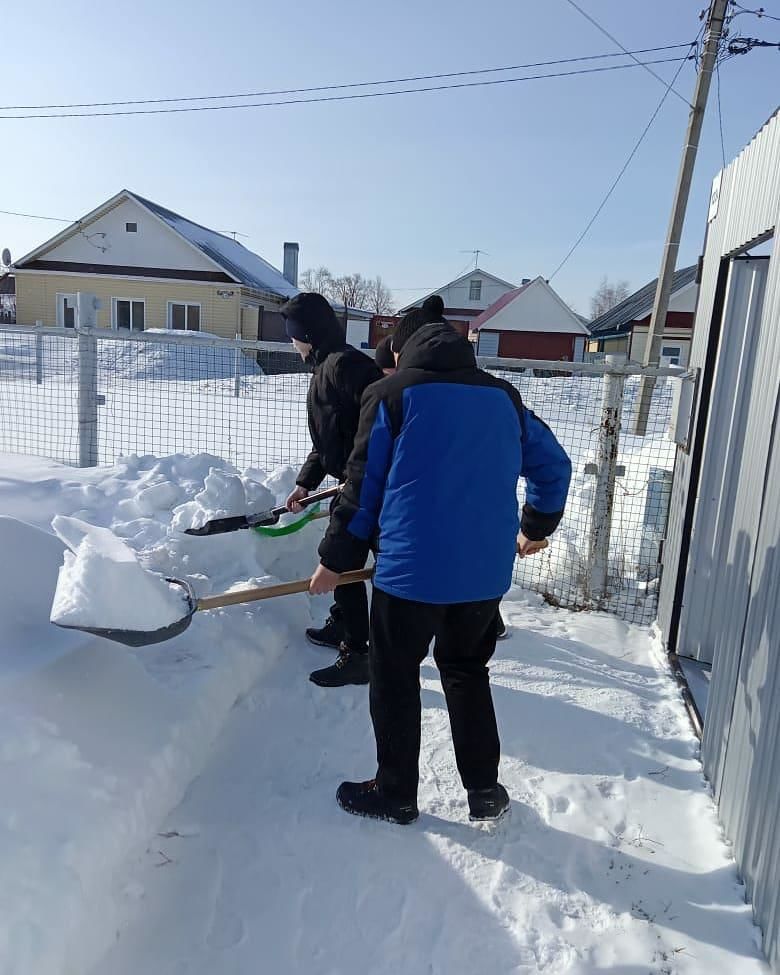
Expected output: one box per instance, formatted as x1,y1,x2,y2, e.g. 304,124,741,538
130,193,299,300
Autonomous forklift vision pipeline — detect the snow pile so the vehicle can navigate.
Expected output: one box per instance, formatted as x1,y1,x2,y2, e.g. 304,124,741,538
0,330,263,383
0,451,325,975
50,516,190,631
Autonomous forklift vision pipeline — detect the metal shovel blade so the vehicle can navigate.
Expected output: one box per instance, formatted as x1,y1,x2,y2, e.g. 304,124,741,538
52,578,198,647
183,507,284,536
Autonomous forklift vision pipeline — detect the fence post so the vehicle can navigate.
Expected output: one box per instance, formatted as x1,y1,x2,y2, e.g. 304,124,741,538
76,293,100,467
586,354,627,607
234,330,241,399
35,322,43,384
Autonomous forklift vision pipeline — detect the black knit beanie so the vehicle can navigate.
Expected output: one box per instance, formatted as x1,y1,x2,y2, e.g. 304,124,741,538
374,335,396,370
281,292,340,346
420,295,445,324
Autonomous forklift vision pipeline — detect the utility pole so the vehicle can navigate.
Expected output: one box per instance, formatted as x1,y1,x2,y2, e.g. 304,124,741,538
633,0,729,435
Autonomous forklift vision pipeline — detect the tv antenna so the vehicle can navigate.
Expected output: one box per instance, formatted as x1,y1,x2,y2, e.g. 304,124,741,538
460,248,489,268
1,248,11,268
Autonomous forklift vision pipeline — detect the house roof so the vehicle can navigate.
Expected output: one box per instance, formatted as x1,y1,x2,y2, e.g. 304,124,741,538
15,190,298,300
471,276,590,335
589,264,698,336
131,193,298,298
399,267,516,313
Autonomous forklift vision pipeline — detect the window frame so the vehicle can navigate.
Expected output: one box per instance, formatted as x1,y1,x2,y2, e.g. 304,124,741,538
55,292,77,328
661,344,683,365
167,300,202,332
469,279,483,301
111,297,145,331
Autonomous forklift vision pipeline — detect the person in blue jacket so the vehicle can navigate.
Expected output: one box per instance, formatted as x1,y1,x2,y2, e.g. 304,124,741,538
310,310,572,825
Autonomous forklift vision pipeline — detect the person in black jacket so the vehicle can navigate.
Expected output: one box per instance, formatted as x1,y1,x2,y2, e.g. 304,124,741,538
310,312,571,824
281,292,381,687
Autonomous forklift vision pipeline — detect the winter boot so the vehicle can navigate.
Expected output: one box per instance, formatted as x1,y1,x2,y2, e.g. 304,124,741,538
336,779,419,825
306,613,344,649
309,644,369,687
467,783,510,822
496,611,508,640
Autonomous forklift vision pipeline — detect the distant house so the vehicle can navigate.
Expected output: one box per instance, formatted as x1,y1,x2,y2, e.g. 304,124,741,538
0,273,15,323
588,265,698,366
372,267,518,346
469,276,589,360
12,190,299,340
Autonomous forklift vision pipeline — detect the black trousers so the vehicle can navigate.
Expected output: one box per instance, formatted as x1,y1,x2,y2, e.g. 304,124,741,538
369,587,502,800
329,582,369,652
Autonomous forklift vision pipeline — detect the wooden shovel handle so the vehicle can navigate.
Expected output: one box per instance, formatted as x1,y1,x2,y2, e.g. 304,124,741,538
198,538,547,612
196,568,374,611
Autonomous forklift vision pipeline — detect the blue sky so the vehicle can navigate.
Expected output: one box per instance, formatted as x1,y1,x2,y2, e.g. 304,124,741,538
2,0,778,314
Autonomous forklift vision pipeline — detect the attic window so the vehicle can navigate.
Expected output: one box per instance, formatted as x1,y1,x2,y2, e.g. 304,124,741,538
469,279,482,301
125,222,138,233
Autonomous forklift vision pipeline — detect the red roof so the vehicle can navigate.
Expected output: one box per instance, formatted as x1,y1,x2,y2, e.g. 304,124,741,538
471,281,532,331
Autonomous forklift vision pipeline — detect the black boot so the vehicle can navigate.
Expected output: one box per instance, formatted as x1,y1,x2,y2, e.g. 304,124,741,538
467,783,510,822
306,613,344,649
337,779,419,825
309,644,369,687
496,611,508,640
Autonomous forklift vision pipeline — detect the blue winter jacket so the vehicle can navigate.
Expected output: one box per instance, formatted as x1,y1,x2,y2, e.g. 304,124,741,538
319,323,572,604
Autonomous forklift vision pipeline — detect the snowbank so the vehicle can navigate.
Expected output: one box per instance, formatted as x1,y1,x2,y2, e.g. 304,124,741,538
0,452,325,975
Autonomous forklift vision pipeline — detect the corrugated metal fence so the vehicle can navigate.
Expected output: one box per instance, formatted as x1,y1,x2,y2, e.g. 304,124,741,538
658,108,780,970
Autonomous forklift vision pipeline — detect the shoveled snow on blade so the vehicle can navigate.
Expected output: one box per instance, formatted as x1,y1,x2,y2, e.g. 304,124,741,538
50,516,189,631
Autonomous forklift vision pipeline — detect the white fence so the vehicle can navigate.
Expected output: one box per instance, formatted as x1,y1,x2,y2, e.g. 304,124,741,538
0,323,691,624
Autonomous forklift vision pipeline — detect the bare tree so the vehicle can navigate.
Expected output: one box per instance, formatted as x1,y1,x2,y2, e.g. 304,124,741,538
365,275,395,315
299,266,333,294
328,273,370,311
590,276,630,320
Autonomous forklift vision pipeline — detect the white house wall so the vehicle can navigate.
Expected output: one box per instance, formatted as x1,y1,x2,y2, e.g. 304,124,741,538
482,280,587,334
44,198,219,273
433,275,513,311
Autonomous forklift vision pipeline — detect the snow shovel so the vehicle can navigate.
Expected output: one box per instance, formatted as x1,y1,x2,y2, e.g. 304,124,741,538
53,567,375,648
183,486,339,537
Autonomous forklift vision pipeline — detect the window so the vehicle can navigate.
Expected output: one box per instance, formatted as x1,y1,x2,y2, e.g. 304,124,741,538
662,344,682,365
469,279,482,301
167,301,201,331
56,293,77,328
125,222,138,233
112,297,145,331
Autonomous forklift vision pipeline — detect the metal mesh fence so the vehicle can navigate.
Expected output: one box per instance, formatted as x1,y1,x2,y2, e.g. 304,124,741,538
0,326,683,625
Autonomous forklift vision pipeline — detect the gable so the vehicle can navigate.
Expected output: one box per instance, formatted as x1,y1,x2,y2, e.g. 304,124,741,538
474,278,588,335
27,197,221,274
399,268,516,313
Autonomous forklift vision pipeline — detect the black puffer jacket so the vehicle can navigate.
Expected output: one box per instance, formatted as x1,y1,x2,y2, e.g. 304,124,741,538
281,293,381,489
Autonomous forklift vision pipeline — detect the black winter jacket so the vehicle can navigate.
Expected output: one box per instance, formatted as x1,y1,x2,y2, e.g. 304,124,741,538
296,341,381,489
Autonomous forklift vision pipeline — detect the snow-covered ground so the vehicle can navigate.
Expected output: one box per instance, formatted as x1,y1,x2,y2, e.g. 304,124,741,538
0,451,768,975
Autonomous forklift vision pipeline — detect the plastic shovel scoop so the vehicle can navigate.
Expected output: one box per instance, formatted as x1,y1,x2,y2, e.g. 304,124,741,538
53,568,375,648
183,486,339,537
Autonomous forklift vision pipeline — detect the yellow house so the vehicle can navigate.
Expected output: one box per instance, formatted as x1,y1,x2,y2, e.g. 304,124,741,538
13,190,300,340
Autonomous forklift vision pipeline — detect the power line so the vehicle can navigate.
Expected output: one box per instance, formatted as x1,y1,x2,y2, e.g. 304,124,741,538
0,207,74,222
730,2,780,22
0,45,694,113
0,56,694,120
716,60,727,168
548,50,693,282
562,0,694,107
